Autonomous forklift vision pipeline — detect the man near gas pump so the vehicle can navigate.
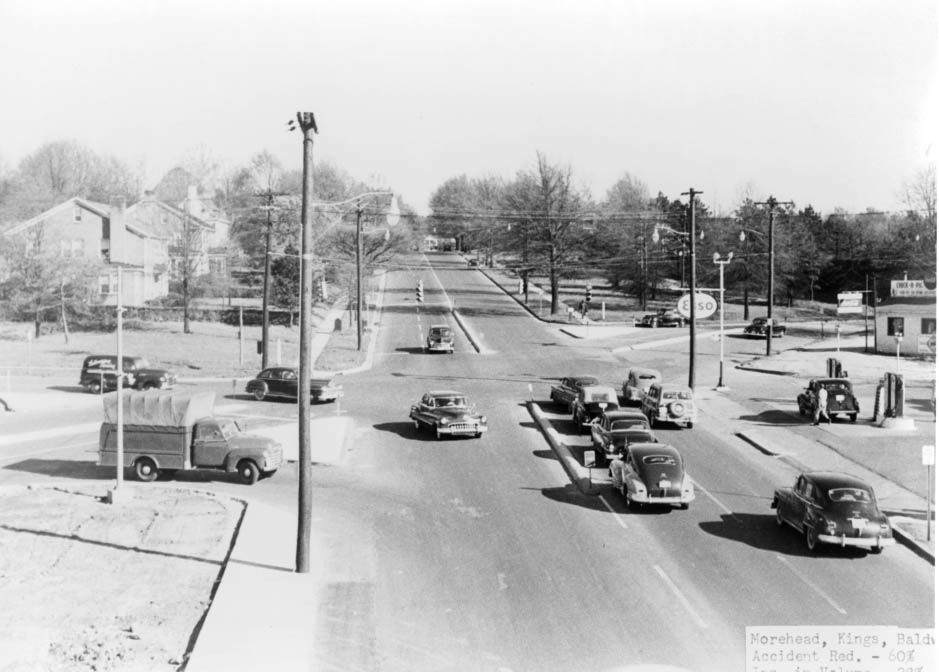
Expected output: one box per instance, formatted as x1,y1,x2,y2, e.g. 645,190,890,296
813,383,830,425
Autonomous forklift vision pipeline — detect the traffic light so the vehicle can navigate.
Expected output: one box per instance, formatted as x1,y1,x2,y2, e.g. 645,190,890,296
416,280,424,303
585,283,592,303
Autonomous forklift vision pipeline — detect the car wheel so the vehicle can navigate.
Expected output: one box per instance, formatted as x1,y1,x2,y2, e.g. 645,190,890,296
435,425,443,440
413,418,421,431
679,503,689,510
850,413,857,423
869,546,883,554
798,404,805,416
475,431,482,439
686,422,693,429
253,386,267,402
775,505,785,527
134,458,158,482
238,459,260,485
89,380,102,395
805,526,819,552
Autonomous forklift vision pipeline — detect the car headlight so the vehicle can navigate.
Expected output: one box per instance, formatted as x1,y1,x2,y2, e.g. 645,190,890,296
479,415,487,424
439,418,449,425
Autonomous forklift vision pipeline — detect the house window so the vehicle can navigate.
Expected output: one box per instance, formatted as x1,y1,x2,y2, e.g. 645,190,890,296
73,206,82,223
922,318,937,335
887,317,905,337
99,278,112,295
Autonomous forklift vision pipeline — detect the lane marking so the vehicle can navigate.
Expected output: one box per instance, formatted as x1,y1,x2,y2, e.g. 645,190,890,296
690,477,740,524
599,494,628,529
653,564,709,629
775,554,847,614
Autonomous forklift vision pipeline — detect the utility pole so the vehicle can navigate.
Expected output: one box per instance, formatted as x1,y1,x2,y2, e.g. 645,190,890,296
355,203,363,351
682,188,701,390
755,195,793,357
293,111,317,574
260,193,274,369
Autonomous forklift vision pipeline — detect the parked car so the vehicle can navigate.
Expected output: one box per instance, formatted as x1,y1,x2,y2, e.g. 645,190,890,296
245,367,342,403
609,443,694,510
744,317,787,337
425,324,455,353
589,409,652,459
637,309,685,328
80,355,177,394
622,367,662,404
549,375,599,409
771,472,895,553
797,378,859,422
409,390,488,439
641,382,697,428
572,385,620,434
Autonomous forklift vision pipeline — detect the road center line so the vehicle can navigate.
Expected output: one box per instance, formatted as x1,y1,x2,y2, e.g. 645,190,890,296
774,554,847,614
598,494,628,529
653,564,709,629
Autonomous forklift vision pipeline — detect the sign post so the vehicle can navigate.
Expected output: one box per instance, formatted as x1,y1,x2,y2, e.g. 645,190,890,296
924,445,935,542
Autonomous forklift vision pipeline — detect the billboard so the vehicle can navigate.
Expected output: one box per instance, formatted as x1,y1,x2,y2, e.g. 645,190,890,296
836,291,864,315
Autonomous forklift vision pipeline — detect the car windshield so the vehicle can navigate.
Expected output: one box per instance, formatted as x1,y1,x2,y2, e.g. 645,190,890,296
431,328,451,337
587,392,614,402
642,455,677,466
612,419,645,431
661,390,693,400
435,397,466,408
639,375,657,381
828,487,872,503
217,419,238,440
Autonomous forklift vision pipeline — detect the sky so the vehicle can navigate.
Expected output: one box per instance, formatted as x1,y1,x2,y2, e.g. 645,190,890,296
0,0,936,216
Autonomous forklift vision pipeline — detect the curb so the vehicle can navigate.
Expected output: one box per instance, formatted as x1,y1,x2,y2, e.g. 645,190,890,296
526,400,602,495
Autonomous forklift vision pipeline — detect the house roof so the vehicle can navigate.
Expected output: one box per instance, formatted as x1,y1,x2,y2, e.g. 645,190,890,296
4,196,160,239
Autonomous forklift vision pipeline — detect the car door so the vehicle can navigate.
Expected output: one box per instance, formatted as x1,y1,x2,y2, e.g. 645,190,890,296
559,378,575,405
790,476,814,532
191,421,229,468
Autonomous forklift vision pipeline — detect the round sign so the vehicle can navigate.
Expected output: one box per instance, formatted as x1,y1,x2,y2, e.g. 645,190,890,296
676,292,718,320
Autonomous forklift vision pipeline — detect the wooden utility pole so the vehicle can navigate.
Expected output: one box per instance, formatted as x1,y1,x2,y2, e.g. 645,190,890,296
295,111,317,574
755,196,794,357
682,188,701,390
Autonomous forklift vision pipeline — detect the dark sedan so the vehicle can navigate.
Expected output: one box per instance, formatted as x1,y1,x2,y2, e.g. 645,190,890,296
744,317,787,337
609,443,694,510
245,367,342,403
410,390,488,439
637,309,685,328
589,409,652,458
549,375,600,409
772,471,895,553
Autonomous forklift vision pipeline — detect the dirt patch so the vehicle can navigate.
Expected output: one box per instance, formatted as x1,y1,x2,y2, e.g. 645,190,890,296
0,484,244,671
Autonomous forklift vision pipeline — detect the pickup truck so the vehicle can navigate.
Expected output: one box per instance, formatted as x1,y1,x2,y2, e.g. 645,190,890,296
98,390,282,485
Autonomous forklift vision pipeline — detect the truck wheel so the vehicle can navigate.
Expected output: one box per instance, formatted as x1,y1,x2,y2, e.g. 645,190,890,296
89,381,102,395
135,458,158,482
238,460,260,485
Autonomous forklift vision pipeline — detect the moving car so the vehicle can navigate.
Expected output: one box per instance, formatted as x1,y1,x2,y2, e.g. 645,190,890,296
771,472,894,553
744,317,787,337
245,367,342,403
410,390,487,439
622,367,662,404
80,355,177,394
637,309,685,328
572,385,620,434
589,409,652,459
641,383,697,428
549,375,600,409
425,324,455,353
609,443,694,510
797,378,859,422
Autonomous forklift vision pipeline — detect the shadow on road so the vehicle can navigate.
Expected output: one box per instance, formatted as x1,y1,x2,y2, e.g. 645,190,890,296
699,512,870,559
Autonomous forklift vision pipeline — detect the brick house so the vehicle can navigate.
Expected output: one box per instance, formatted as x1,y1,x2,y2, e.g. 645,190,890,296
4,197,169,306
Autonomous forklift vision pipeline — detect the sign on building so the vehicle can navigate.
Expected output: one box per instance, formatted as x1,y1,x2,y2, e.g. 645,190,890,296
891,279,936,297
836,291,864,314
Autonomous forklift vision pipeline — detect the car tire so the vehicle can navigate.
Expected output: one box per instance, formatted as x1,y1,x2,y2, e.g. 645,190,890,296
850,413,857,423
679,503,689,510
869,546,883,554
798,404,805,416
686,422,693,429
413,418,421,431
238,460,260,485
805,526,819,552
475,431,482,439
775,505,785,527
252,385,267,402
134,458,158,482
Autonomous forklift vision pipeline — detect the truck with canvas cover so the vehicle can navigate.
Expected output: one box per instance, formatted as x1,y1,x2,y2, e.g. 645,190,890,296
98,390,283,484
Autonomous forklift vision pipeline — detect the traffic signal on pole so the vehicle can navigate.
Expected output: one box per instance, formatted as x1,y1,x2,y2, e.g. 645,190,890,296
416,280,424,303
585,283,592,303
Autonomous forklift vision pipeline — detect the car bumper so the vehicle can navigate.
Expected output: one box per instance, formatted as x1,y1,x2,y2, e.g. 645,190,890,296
438,423,487,436
427,343,454,352
818,534,895,549
628,492,695,505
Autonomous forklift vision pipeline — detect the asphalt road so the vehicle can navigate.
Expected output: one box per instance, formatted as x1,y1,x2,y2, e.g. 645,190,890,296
0,252,933,672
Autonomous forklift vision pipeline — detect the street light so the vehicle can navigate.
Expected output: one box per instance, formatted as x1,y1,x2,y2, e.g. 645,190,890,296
713,252,733,391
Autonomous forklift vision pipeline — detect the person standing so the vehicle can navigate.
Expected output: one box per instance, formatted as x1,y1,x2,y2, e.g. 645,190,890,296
814,384,829,425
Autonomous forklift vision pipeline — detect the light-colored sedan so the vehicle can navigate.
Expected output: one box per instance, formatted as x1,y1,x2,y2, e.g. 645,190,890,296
610,443,694,510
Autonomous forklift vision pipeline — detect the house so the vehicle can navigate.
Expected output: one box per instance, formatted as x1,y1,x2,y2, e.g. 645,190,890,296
875,296,937,357
4,197,169,307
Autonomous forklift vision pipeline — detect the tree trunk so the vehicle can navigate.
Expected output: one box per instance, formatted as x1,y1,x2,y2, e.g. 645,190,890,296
60,281,70,345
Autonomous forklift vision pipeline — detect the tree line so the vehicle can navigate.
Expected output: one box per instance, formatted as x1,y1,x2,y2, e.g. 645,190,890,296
428,151,936,315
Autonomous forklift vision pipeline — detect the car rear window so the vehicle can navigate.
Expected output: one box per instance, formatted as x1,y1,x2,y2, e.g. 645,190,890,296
643,455,677,466
588,393,614,402
828,488,872,503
